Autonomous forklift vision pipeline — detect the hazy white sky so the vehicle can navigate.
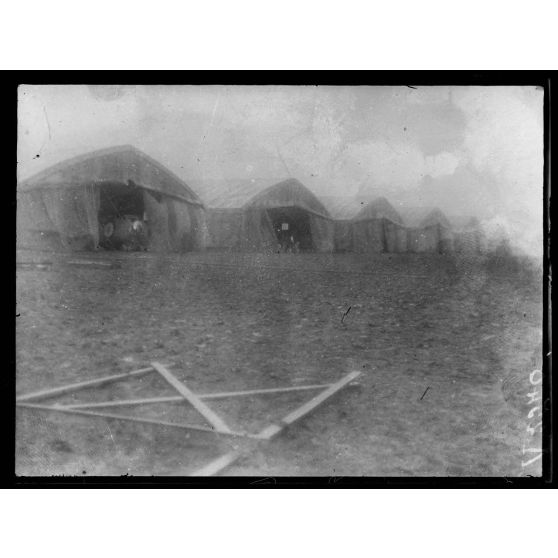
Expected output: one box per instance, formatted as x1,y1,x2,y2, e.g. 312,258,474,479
18,84,544,255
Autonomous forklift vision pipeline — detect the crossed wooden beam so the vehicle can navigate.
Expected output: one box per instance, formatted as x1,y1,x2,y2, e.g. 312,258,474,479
16,362,361,476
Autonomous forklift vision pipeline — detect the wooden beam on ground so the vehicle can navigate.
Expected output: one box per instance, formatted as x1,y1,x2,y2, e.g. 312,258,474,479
16,402,257,439
190,370,362,476
191,449,246,477
57,383,333,410
67,260,116,268
17,261,53,269
150,362,232,434
269,370,361,434
60,396,183,409
201,383,331,399
16,366,156,403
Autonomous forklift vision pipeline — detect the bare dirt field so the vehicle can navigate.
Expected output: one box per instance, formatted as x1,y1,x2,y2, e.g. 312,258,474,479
15,249,543,477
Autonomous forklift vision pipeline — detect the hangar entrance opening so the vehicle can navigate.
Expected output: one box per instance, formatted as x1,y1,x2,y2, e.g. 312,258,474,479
98,181,149,251
267,206,313,252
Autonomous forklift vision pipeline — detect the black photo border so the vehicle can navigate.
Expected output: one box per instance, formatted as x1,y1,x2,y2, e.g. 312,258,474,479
3,70,554,488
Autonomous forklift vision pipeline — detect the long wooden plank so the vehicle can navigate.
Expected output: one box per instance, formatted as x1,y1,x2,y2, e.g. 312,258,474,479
274,370,361,431
150,362,232,433
17,402,257,439
191,370,361,476
192,450,245,477
16,366,156,403
67,260,115,267
202,383,331,399
61,396,183,409
58,383,332,410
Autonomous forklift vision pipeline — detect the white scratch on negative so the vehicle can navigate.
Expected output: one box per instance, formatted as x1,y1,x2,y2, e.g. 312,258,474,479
195,93,222,179
202,95,221,146
106,425,117,448
43,105,52,140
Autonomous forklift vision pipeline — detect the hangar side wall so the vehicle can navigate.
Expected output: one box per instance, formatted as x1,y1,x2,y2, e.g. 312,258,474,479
18,184,206,253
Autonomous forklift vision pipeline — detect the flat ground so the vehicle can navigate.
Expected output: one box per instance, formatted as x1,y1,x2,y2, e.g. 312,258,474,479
16,249,543,477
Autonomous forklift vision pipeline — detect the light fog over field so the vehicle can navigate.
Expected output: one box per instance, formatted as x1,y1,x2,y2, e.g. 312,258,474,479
18,84,544,257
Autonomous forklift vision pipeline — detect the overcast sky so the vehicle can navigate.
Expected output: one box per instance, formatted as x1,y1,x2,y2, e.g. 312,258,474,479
18,84,544,256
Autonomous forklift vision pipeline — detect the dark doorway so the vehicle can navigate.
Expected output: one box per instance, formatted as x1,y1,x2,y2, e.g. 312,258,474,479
98,181,145,222
98,181,148,250
267,206,314,252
